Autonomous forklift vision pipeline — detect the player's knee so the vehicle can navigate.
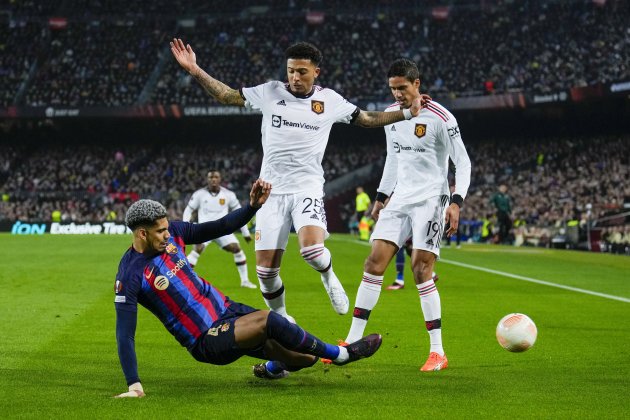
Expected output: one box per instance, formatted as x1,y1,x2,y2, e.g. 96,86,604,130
413,262,434,283
364,253,386,275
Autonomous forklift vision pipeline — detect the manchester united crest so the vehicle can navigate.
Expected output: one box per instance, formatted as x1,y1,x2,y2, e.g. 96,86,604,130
414,123,427,138
311,100,324,115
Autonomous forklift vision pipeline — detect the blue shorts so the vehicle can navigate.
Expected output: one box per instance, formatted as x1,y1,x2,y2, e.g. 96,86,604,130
189,301,267,365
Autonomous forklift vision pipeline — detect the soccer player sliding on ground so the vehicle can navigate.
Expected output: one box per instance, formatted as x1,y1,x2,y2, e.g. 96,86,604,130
113,179,382,398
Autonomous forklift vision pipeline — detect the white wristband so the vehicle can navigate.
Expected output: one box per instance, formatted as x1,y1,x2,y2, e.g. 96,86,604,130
402,108,413,120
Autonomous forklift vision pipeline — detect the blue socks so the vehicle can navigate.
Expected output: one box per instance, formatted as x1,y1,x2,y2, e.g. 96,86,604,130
395,248,405,281
266,311,340,360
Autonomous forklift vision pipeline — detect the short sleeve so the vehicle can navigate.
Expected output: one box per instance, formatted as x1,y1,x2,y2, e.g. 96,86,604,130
241,82,270,111
330,91,360,124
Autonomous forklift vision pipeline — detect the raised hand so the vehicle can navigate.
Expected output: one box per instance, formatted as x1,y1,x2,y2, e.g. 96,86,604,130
249,179,272,208
170,38,197,74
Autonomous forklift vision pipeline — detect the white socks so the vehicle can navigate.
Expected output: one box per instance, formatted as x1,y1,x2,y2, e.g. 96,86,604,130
345,272,383,343
233,250,249,282
300,244,334,282
417,279,444,355
256,266,289,318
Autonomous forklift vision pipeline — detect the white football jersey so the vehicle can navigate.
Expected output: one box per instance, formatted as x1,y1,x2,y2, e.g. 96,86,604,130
241,81,359,195
378,101,471,204
183,186,250,236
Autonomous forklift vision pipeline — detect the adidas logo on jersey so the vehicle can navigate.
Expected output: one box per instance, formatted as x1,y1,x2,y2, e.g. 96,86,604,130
391,125,396,131
276,100,286,106
310,214,319,220
426,238,435,246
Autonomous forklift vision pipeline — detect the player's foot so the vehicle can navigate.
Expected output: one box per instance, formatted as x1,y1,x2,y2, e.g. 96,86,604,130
325,276,349,315
252,363,289,379
240,280,258,289
386,282,404,290
333,334,382,366
321,340,348,365
420,352,448,371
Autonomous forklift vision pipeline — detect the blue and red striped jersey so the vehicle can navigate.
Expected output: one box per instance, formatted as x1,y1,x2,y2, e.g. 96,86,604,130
115,221,231,349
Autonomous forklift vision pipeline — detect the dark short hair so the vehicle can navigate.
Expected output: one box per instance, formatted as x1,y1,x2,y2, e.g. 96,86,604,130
285,42,323,66
387,58,421,83
125,199,168,230
207,169,221,176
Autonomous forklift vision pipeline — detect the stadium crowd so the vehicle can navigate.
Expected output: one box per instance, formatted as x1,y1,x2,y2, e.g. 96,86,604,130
0,138,385,223
2,1,628,106
2,133,628,253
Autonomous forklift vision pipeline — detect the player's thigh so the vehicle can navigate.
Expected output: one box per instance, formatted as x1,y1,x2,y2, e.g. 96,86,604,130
291,193,329,240
370,205,412,248
215,234,239,250
255,194,292,251
410,195,449,258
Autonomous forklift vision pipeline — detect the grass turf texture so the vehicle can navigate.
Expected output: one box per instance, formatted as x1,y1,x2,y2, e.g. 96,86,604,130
1,233,629,419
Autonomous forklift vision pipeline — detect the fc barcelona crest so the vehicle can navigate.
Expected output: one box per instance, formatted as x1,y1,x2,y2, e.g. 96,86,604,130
219,198,226,205
414,123,427,138
311,100,324,114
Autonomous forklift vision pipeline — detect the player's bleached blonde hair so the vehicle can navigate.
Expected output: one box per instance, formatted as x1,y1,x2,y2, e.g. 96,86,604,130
125,199,168,230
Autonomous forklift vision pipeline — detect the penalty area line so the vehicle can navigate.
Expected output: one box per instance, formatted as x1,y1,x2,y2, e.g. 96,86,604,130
329,236,629,303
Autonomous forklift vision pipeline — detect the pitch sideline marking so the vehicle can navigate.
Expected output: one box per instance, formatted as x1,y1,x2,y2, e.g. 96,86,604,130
330,237,630,303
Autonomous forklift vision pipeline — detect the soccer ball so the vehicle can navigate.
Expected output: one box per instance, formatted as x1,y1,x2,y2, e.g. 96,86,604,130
496,313,537,352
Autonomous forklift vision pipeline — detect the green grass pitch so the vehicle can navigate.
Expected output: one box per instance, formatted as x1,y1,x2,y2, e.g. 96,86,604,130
2,233,629,419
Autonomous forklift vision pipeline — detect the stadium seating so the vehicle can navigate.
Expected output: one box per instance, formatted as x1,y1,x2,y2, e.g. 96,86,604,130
1,1,627,106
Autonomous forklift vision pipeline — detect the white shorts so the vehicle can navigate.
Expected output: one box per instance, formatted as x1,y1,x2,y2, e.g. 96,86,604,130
203,233,239,249
255,193,329,251
371,195,450,258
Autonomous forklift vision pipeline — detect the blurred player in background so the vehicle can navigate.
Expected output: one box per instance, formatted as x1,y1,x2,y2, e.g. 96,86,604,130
171,38,427,321
183,170,257,289
114,179,383,397
355,186,371,225
385,239,439,290
343,58,471,372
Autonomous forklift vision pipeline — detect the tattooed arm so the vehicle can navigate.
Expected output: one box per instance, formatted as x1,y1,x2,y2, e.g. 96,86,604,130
353,95,431,128
170,38,245,107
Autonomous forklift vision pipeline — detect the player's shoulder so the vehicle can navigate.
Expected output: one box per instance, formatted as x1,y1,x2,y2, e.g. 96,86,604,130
191,187,208,196
423,101,456,123
220,186,236,196
384,102,401,113
117,247,144,282
313,85,345,101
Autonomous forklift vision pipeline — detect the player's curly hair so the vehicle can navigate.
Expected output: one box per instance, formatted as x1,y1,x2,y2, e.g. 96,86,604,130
387,58,421,83
285,42,323,66
125,199,168,230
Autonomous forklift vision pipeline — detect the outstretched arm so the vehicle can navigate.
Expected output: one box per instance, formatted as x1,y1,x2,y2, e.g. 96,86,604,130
170,38,245,106
353,94,431,128
115,308,145,398
179,179,271,244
